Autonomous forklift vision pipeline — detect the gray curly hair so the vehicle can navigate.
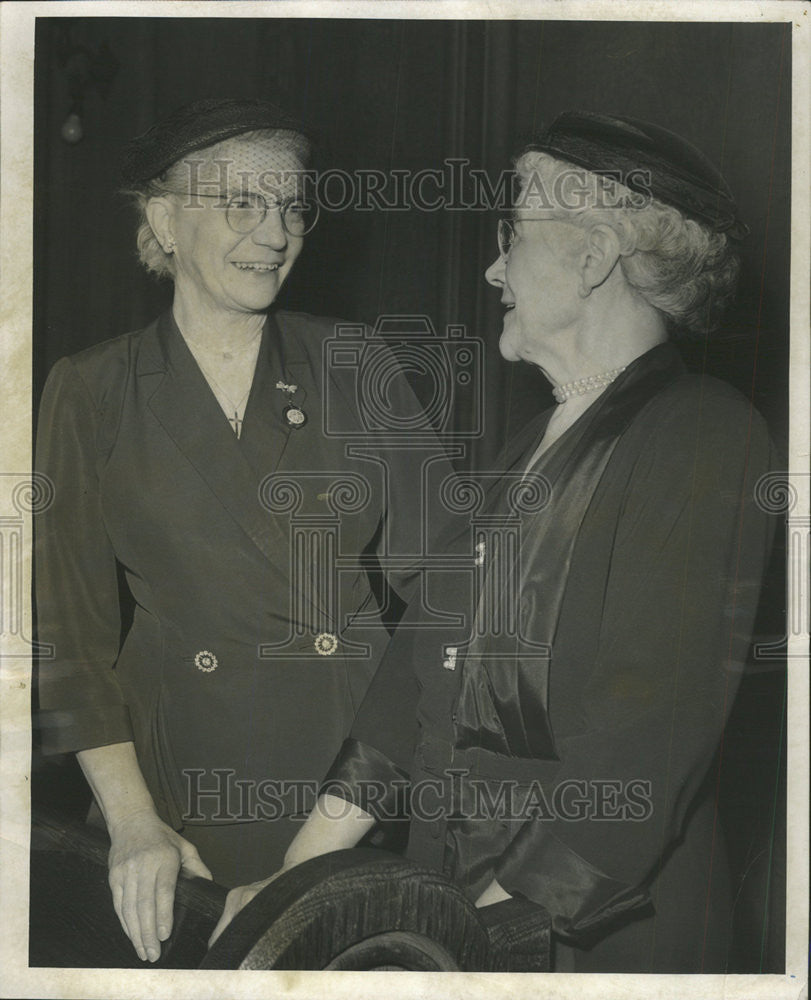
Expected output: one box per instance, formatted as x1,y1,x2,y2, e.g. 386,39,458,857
513,150,740,336
122,128,311,281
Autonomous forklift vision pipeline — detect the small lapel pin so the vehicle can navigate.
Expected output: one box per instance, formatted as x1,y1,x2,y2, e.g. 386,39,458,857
276,381,307,429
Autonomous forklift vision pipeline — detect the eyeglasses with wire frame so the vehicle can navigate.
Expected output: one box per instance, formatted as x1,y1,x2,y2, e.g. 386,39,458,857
497,215,563,257
183,191,319,237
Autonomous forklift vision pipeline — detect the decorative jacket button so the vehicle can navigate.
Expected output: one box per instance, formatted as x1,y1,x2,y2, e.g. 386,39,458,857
314,632,338,656
194,650,218,673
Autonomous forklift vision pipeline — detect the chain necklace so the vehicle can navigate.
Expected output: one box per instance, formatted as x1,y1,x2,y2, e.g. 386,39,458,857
184,326,262,362
185,334,261,439
194,360,253,437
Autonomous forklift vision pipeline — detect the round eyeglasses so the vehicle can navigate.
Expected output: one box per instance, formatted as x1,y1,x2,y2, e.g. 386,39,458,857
497,216,562,257
186,192,319,237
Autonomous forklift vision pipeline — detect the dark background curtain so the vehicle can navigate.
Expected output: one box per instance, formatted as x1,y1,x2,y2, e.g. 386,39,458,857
32,17,790,971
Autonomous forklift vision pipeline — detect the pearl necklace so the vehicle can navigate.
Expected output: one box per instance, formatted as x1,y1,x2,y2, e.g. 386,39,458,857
552,366,627,403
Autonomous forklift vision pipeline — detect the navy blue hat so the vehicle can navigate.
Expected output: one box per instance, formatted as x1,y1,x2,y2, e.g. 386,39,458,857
526,111,749,240
121,97,314,186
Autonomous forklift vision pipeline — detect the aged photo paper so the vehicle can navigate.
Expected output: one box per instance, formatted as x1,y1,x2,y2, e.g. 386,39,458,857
1,1,808,998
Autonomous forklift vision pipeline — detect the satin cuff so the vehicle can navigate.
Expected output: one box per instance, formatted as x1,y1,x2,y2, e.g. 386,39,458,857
494,827,650,941
320,737,411,821
36,705,134,755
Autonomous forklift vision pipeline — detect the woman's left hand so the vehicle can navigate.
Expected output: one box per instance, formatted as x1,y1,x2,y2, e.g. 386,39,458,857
208,868,287,947
209,793,377,948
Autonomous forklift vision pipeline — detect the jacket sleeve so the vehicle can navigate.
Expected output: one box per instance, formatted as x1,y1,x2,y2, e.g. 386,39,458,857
320,592,426,818
492,388,777,940
351,334,462,603
35,357,133,754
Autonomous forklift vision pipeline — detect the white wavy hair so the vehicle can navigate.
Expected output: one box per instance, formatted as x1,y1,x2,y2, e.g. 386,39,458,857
122,128,311,281
514,150,740,336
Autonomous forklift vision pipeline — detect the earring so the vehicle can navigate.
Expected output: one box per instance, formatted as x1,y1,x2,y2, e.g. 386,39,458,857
165,239,176,254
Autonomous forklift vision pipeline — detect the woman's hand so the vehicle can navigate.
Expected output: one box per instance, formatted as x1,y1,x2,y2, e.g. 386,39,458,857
207,868,287,948
207,793,377,950
107,807,213,962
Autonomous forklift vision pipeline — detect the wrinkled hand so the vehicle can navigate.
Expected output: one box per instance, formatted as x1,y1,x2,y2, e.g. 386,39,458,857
208,868,287,948
107,808,212,962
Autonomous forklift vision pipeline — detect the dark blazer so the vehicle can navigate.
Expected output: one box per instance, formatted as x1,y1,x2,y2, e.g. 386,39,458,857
35,308,448,877
325,343,776,971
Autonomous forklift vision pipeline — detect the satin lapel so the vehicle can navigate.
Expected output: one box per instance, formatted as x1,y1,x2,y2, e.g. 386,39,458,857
510,342,687,656
142,312,292,571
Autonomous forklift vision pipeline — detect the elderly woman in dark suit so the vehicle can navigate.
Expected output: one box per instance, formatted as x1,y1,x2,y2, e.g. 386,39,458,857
212,112,775,973
35,98,443,964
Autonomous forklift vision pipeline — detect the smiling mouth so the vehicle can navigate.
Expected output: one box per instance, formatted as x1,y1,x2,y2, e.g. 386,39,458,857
233,262,280,272
504,303,515,311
